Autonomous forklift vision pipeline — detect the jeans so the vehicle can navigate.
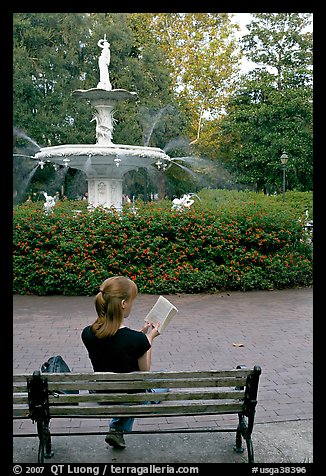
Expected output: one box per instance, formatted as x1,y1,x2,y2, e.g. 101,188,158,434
109,388,169,432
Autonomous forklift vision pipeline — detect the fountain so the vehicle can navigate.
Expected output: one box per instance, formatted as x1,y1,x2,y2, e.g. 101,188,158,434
33,35,171,210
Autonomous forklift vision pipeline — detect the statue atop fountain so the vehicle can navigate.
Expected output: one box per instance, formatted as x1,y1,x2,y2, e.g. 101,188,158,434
97,35,112,91
72,35,138,147
33,37,171,210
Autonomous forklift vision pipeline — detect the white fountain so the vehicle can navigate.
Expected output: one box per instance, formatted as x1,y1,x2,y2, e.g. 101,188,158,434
34,35,171,210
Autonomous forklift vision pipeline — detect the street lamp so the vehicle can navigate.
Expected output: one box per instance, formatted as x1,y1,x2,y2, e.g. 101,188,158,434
280,151,288,201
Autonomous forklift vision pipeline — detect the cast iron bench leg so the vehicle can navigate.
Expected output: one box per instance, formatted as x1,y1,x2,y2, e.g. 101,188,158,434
234,412,246,455
234,416,255,463
37,420,53,463
234,424,244,454
246,436,254,464
37,420,46,464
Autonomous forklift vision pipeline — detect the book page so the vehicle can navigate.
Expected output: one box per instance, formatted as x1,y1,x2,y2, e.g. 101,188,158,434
144,296,178,334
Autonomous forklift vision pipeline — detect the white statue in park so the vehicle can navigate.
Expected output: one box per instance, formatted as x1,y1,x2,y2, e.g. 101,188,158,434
42,191,56,214
172,194,195,211
97,35,112,91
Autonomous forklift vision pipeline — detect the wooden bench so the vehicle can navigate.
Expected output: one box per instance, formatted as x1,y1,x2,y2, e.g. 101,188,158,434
13,365,261,463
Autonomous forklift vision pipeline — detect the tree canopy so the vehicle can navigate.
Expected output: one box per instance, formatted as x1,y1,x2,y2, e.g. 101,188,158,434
205,13,313,192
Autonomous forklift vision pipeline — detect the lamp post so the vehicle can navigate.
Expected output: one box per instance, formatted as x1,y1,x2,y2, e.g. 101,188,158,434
280,151,288,201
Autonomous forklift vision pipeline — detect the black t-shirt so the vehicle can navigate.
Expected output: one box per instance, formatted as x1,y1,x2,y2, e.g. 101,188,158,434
81,325,151,373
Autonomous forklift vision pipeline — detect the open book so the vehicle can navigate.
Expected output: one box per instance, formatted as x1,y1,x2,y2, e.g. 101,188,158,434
144,295,178,334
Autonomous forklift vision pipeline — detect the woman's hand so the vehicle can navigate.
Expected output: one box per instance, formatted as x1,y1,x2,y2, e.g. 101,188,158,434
147,322,161,342
138,322,161,371
140,321,154,334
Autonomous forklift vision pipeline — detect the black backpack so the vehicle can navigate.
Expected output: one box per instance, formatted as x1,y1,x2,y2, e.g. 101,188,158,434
40,355,78,395
41,355,71,374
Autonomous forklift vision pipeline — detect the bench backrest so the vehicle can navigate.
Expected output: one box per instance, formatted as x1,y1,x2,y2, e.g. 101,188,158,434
13,367,261,420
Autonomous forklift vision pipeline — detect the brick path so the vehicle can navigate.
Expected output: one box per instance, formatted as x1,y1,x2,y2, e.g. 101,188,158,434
13,287,313,435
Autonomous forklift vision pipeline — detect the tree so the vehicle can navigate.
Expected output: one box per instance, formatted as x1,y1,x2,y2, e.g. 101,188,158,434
216,13,313,192
128,13,241,142
13,13,94,201
241,13,312,90
13,13,94,146
123,13,244,196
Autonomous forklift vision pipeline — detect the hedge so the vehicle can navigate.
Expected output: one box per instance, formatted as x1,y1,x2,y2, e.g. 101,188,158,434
13,191,313,295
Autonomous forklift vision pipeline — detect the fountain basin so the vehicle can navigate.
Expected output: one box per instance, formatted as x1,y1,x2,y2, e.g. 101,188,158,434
72,88,138,104
35,144,170,178
34,144,170,210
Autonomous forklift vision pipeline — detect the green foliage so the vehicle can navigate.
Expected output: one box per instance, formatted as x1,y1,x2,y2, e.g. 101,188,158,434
241,13,313,82
214,13,313,193
217,72,313,192
197,189,313,218
13,192,312,296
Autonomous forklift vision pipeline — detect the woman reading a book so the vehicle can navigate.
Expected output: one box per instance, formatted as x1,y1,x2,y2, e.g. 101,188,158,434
81,276,161,449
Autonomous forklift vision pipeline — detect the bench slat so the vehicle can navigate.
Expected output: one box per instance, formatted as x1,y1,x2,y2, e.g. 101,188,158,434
13,384,28,392
44,389,245,405
13,395,29,404
13,407,29,418
13,369,251,382
13,398,244,418
48,401,244,417
13,378,246,391
39,377,247,393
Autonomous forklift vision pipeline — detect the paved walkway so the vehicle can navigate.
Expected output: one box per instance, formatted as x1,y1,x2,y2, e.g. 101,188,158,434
13,288,313,463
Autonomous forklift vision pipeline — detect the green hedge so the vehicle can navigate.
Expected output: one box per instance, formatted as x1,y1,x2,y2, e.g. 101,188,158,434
13,191,313,295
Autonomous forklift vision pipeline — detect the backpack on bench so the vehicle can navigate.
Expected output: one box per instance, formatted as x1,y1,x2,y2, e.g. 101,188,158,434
40,355,78,396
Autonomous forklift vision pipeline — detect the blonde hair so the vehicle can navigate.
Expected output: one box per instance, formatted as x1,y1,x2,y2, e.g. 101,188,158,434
91,276,138,338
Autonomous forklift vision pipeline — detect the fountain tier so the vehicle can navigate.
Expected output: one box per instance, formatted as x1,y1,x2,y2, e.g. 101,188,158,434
35,144,170,209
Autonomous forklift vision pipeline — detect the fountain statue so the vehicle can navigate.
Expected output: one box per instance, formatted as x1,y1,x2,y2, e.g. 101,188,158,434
97,35,112,91
171,193,201,211
33,37,171,210
41,191,56,214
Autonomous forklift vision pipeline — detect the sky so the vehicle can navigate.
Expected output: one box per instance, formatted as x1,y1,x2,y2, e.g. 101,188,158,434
232,13,256,73
233,12,252,35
